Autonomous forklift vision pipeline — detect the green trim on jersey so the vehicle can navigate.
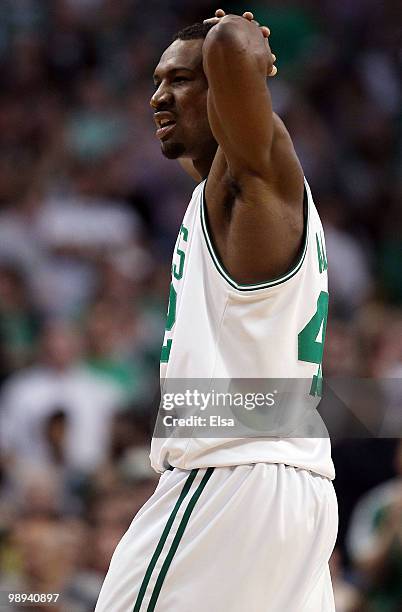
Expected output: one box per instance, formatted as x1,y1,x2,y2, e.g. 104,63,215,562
200,179,309,292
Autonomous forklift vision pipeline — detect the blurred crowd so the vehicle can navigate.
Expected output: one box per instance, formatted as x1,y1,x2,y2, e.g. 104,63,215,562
0,1,400,610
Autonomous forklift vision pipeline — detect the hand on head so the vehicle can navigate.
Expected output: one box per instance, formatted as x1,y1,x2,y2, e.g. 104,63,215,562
203,8,277,77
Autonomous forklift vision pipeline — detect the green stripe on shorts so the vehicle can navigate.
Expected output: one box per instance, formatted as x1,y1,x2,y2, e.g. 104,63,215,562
133,468,198,612
147,467,214,611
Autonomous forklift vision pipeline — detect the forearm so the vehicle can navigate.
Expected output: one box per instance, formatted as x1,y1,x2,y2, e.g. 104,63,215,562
201,15,275,176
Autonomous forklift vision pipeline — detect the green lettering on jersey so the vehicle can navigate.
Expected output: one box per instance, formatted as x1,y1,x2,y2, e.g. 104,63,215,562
172,224,188,280
316,233,328,273
161,224,188,364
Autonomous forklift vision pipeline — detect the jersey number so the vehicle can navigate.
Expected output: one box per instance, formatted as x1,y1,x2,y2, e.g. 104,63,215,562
298,291,329,396
160,283,176,363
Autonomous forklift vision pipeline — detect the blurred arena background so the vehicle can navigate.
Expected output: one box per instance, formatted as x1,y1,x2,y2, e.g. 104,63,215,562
0,1,400,610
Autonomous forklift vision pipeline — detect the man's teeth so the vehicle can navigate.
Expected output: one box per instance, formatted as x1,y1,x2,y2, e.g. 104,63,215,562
160,120,174,127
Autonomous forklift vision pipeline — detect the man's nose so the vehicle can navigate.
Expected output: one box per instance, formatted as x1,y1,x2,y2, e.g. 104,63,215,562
150,83,173,110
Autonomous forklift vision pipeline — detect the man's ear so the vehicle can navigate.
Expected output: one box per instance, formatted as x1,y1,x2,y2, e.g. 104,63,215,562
178,158,202,182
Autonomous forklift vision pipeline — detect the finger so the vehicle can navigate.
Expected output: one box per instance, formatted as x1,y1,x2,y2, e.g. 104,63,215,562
260,26,270,38
242,11,254,21
272,53,276,62
269,66,278,77
215,9,225,17
203,17,221,24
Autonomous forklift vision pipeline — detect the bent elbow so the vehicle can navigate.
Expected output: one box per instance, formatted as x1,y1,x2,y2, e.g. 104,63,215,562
203,18,266,77
205,17,248,53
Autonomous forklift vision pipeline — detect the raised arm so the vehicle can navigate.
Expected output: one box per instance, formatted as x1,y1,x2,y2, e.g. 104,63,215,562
203,14,276,180
199,11,305,284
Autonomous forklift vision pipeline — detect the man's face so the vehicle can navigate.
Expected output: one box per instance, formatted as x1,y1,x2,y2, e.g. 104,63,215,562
150,39,215,160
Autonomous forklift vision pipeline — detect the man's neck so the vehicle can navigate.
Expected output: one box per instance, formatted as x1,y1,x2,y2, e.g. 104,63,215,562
180,143,217,182
193,154,215,181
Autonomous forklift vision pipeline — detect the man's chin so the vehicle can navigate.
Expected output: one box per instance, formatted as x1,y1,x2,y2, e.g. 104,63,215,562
161,141,185,159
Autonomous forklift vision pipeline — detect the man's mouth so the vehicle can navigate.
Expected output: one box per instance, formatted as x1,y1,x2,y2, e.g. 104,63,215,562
154,112,177,140
156,122,176,140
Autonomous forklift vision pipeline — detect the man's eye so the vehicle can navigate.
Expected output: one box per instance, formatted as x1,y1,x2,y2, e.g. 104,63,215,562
173,77,189,83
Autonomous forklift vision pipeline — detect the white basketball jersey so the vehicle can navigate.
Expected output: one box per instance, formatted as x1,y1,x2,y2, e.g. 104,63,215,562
151,177,335,479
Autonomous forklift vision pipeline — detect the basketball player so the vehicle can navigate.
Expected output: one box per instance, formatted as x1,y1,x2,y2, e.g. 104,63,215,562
95,9,338,611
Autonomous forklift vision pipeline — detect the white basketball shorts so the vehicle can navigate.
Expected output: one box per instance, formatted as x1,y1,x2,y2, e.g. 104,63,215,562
95,463,338,612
